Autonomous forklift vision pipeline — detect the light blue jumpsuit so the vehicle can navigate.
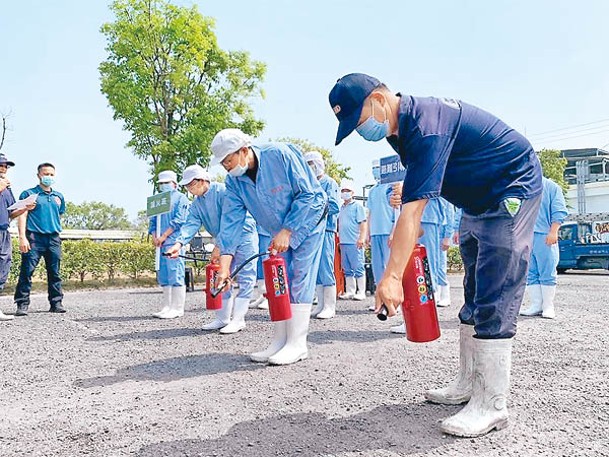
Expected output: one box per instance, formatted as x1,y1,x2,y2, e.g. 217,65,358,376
437,199,455,287
256,224,271,281
338,200,367,278
527,177,568,286
419,198,449,292
148,190,190,287
220,142,327,304
178,182,258,299
367,183,394,285
317,174,340,286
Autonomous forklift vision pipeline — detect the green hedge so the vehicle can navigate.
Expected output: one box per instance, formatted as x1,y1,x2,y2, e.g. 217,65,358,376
8,239,156,284
447,245,463,272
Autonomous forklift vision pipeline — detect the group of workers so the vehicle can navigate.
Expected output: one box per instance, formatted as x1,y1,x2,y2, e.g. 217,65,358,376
1,72,568,440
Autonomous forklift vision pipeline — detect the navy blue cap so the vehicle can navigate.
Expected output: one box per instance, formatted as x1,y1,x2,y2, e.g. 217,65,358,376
329,73,382,145
0,154,15,167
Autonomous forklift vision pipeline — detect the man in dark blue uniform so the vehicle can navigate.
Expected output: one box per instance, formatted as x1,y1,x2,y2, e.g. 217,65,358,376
329,73,542,438
0,154,34,321
14,162,66,316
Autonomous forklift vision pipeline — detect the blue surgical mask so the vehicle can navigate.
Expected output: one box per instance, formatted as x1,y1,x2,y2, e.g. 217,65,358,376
356,101,389,142
341,191,352,201
40,176,55,187
372,167,381,180
159,183,173,192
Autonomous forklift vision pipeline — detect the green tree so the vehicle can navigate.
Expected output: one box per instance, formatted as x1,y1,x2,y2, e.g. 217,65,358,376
537,148,568,194
276,137,350,184
132,209,150,233
63,201,133,230
99,0,266,182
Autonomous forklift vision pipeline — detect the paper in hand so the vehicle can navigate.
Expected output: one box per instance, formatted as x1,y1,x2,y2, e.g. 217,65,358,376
7,194,37,211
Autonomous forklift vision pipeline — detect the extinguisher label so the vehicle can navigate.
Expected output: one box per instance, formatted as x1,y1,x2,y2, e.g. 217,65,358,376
272,265,288,296
422,255,434,302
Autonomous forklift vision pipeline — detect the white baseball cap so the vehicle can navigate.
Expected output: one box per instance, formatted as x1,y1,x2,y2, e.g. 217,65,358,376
210,128,252,166
179,165,211,186
372,159,380,167
157,170,177,183
340,178,355,192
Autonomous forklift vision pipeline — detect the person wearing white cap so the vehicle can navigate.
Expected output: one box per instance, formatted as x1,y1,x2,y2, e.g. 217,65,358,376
338,178,367,301
166,165,258,334
210,128,327,365
148,170,190,319
367,160,394,292
303,151,340,319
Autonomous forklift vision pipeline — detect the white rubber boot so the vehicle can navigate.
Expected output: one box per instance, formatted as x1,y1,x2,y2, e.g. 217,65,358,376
220,297,250,334
541,285,556,319
202,296,233,330
425,324,475,404
339,277,356,300
160,286,185,319
354,275,366,301
0,309,14,321
317,285,337,319
436,284,451,307
268,303,312,365
250,279,268,309
250,320,288,363
440,337,512,437
153,287,172,318
390,322,406,334
311,285,325,317
519,284,543,316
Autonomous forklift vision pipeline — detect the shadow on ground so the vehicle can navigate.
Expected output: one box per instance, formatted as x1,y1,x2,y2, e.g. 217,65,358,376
74,352,264,388
137,403,457,457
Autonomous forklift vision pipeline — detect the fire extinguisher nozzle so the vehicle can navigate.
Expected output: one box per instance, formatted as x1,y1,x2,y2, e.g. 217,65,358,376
377,304,389,321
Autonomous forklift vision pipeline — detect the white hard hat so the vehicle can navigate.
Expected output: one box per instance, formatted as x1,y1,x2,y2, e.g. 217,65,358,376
340,178,355,191
157,170,177,183
179,165,211,186
210,128,252,166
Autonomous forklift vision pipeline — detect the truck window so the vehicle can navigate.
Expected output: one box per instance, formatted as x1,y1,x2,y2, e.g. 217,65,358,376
559,226,574,241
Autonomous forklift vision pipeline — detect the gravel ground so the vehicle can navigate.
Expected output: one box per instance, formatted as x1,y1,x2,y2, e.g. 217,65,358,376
1,272,608,457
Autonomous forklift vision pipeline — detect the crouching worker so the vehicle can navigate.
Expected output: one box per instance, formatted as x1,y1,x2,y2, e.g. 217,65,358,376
211,129,327,365
148,170,190,318
166,165,258,334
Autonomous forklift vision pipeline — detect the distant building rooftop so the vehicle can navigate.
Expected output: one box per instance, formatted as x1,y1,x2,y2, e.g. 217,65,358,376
561,148,609,184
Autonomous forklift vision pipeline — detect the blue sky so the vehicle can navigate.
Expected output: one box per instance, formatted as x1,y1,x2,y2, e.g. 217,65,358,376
1,0,608,218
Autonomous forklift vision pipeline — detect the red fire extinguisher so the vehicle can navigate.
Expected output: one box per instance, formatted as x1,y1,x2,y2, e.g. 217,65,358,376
262,254,292,322
378,244,440,343
205,262,223,310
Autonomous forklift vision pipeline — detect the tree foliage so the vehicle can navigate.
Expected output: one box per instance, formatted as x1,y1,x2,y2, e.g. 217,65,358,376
537,148,568,194
63,201,133,230
99,0,266,182
276,137,350,184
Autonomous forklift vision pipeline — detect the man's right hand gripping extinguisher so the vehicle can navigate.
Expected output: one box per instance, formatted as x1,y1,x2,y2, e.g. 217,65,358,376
378,244,441,343
262,254,292,321
205,262,223,310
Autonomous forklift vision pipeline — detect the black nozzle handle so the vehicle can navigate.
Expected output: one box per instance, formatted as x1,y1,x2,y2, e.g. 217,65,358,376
209,279,230,298
377,304,389,321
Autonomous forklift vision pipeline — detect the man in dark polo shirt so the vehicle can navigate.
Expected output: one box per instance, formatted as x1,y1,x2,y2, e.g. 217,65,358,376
329,74,542,438
0,154,34,321
14,162,66,316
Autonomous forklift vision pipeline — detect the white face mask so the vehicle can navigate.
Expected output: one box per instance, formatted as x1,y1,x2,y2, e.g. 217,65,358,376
159,183,174,192
341,191,352,201
228,163,248,177
228,150,248,177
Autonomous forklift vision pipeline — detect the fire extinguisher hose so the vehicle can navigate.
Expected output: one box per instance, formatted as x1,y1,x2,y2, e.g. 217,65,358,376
209,252,270,298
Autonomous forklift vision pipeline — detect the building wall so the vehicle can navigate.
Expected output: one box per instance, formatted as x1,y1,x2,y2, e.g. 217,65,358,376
566,181,609,214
